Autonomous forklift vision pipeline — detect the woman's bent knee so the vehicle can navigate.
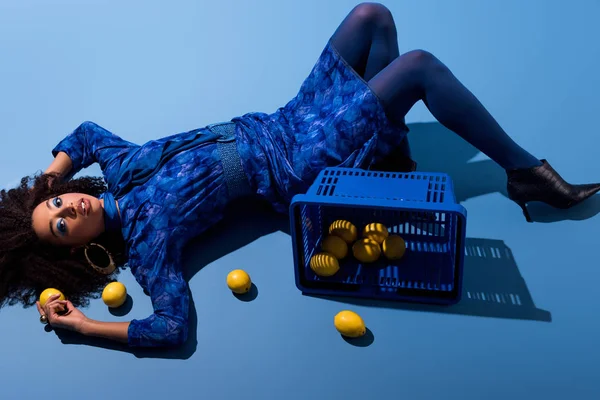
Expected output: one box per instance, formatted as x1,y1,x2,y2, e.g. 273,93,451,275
351,2,395,31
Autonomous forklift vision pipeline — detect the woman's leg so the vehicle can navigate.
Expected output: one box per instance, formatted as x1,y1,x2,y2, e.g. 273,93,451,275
329,3,399,81
368,49,542,170
329,3,538,170
329,3,412,161
326,3,598,220
367,44,599,219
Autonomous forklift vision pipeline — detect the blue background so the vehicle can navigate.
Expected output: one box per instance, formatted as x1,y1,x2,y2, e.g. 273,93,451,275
1,0,599,398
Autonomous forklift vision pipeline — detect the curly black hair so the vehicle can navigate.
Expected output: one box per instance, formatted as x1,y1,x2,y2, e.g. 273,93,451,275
0,172,127,309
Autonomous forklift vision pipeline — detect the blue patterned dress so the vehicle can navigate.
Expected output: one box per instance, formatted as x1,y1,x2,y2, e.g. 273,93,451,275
234,40,409,213
51,40,408,347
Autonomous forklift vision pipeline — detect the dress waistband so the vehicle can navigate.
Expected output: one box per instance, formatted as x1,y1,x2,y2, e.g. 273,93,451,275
206,121,252,199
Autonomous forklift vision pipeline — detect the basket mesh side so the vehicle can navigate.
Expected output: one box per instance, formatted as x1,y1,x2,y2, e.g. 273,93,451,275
300,203,459,297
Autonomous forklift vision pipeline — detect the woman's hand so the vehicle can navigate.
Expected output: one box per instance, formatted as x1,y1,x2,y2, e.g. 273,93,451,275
35,293,130,344
36,294,88,333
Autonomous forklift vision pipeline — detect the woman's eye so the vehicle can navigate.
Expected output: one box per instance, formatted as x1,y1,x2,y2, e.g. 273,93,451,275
57,219,67,235
53,198,62,208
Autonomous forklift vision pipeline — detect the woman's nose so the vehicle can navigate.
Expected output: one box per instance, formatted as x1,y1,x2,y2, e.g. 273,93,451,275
57,202,77,218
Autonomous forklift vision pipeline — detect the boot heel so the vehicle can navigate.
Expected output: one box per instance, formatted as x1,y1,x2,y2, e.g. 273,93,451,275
518,202,532,222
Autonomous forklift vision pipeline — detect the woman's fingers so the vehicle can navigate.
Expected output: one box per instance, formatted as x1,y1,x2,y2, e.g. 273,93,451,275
45,293,63,304
37,294,70,325
46,294,66,307
48,301,69,316
41,294,68,319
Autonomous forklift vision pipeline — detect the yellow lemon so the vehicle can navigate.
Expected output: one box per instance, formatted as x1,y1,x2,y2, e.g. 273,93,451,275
321,235,348,259
383,235,407,260
102,282,127,308
227,269,252,294
310,252,340,277
334,310,366,338
328,220,358,243
352,238,381,263
39,288,65,307
363,222,389,244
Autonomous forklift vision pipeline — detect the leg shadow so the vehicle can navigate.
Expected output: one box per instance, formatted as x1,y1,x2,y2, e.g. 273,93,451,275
407,122,600,222
310,237,552,322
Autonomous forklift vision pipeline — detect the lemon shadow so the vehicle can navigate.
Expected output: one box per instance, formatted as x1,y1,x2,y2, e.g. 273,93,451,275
108,294,133,317
233,283,259,302
342,328,374,347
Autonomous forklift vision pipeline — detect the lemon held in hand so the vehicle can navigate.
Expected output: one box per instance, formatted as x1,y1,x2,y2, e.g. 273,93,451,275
383,235,407,260
334,310,366,338
102,282,127,308
310,252,340,277
321,235,348,259
328,220,357,243
39,288,65,307
352,238,381,263
227,269,252,294
363,222,389,244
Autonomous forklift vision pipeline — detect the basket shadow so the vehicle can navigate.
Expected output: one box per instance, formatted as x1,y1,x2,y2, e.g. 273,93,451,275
407,121,600,222
310,237,552,322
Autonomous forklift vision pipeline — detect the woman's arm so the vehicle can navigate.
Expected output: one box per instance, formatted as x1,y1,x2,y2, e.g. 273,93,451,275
49,121,138,182
126,241,190,347
44,151,73,178
37,295,130,344
79,319,130,344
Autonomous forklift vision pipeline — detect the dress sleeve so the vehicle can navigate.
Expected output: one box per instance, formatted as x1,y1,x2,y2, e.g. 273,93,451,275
126,241,190,347
52,121,138,182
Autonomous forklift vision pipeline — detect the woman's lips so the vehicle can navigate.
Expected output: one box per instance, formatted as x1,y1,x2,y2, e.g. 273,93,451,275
77,198,91,217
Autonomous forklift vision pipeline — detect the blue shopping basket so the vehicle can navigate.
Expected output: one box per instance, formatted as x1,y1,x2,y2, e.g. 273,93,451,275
289,167,468,305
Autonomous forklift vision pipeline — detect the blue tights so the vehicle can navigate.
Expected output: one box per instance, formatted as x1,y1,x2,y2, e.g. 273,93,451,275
329,3,542,171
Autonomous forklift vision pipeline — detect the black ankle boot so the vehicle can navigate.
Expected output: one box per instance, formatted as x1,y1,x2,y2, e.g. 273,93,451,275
506,159,600,222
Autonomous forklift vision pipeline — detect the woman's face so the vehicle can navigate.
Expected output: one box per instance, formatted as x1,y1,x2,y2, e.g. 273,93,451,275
31,192,105,247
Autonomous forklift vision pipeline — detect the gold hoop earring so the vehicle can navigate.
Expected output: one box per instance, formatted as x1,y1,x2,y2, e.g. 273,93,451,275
84,243,116,275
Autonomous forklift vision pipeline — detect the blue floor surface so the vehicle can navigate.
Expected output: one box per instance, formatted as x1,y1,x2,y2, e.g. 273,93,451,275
1,1,598,399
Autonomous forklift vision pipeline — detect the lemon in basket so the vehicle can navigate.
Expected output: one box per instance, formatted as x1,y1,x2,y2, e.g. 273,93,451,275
334,310,366,338
321,235,348,259
383,235,407,260
352,238,381,263
363,222,389,244
310,252,340,277
328,220,357,243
